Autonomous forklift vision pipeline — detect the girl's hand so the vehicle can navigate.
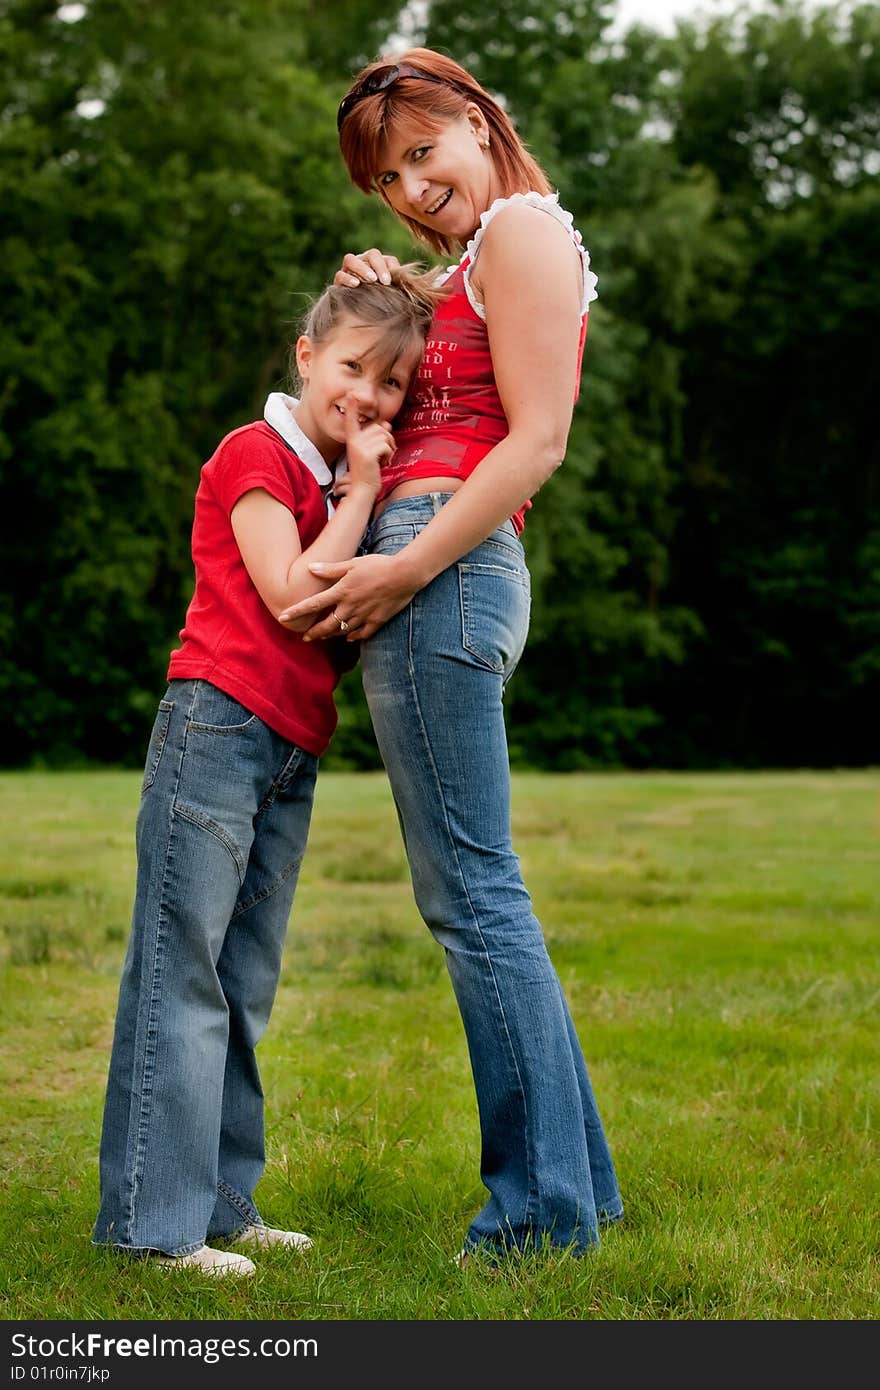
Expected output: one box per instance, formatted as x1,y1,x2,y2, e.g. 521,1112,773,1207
343,398,395,493
331,473,353,500
278,553,415,643
334,249,401,288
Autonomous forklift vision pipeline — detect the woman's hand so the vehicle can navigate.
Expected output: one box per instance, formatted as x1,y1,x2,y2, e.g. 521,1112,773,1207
278,553,416,643
334,249,401,288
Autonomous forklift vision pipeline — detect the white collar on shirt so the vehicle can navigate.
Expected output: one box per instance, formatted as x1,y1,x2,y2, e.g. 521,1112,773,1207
263,391,341,517
263,391,334,489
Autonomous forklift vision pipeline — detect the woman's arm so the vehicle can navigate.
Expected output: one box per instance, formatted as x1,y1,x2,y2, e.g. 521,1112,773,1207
281,206,584,642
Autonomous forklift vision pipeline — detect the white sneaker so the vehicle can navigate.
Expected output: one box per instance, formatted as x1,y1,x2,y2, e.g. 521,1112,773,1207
156,1244,256,1276
234,1223,313,1252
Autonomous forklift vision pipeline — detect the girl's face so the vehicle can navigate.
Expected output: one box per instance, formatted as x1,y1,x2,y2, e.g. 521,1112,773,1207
375,107,502,243
294,318,421,463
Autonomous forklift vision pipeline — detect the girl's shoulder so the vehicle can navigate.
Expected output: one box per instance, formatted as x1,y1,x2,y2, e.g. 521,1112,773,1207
462,191,598,319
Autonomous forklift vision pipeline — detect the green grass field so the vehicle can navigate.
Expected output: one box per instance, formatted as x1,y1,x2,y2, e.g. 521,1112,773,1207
1,768,877,1321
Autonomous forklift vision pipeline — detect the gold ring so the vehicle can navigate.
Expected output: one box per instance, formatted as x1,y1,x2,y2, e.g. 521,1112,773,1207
334,612,350,634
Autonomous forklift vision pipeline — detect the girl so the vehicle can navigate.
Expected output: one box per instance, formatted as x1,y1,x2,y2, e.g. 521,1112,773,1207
280,49,624,1262
92,264,442,1276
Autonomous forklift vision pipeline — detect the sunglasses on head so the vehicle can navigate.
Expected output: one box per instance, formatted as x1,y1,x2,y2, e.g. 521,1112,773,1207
337,63,449,132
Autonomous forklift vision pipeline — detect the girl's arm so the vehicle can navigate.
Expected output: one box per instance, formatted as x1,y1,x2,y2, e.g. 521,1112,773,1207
233,409,391,631
281,206,583,642
231,483,374,630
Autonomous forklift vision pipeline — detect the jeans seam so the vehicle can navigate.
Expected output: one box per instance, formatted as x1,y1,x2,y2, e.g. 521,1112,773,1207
123,679,200,1241
174,802,246,880
216,1178,260,1229
404,595,539,1229
91,1236,207,1257
231,744,312,918
231,849,304,919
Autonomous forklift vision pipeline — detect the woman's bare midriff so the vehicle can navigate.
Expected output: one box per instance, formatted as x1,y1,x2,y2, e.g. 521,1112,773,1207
372,475,465,520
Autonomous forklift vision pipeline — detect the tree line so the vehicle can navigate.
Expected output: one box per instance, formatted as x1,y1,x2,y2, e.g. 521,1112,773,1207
2,0,878,770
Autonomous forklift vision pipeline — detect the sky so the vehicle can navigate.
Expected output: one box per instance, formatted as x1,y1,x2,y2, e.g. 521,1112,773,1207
57,0,835,40
610,0,803,35
613,0,735,31
389,1,833,46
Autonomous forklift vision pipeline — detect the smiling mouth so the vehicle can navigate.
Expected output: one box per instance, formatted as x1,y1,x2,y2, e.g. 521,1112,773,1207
425,189,452,215
335,403,370,426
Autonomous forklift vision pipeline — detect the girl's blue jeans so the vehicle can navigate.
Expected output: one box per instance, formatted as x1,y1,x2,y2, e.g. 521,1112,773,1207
360,495,623,1255
92,679,318,1256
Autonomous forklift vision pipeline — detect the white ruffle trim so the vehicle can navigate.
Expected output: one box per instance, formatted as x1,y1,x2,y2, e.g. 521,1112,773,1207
461,191,598,320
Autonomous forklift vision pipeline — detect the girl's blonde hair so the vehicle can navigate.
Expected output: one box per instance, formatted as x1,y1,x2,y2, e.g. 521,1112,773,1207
338,47,552,256
289,262,446,390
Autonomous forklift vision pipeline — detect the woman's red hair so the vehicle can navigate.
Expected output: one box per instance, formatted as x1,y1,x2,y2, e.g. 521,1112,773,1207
338,47,551,256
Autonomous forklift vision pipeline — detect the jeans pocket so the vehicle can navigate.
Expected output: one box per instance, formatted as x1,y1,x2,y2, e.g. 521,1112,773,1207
458,561,531,681
187,682,259,733
141,699,173,793
176,691,269,879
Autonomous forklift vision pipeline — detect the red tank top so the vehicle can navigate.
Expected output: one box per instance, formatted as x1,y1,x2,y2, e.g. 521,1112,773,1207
379,195,593,533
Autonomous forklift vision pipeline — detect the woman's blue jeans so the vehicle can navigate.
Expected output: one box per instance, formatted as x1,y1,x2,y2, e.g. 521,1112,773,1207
360,496,623,1254
92,679,318,1256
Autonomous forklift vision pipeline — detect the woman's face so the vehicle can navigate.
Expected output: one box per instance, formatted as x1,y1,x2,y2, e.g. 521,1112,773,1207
374,106,502,243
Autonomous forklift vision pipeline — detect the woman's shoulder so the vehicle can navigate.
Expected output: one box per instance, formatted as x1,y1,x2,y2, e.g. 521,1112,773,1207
465,192,598,315
469,191,578,247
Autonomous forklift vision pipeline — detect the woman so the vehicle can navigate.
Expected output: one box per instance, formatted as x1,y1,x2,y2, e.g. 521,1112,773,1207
281,47,623,1259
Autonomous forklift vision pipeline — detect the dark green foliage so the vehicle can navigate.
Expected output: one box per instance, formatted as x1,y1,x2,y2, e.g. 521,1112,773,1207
0,0,403,766
662,182,880,765
2,0,877,768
